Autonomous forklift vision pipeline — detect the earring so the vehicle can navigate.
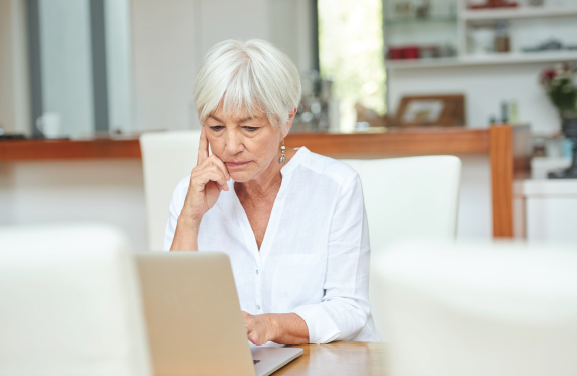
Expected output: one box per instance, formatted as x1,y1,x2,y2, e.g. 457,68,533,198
278,139,286,164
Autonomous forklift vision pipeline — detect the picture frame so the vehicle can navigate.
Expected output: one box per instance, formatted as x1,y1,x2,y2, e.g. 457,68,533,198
394,94,466,127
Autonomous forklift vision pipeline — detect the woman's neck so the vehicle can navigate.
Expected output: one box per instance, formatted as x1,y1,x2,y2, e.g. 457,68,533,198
236,148,296,201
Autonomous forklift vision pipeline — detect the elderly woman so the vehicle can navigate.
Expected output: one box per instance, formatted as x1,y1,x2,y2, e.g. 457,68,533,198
164,39,380,345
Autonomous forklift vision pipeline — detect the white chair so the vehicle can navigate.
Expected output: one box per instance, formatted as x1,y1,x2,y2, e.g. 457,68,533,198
342,156,461,337
341,156,461,249
0,223,152,376
373,240,577,376
140,131,201,251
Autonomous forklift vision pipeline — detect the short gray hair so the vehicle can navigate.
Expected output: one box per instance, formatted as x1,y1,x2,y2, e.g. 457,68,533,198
194,39,301,133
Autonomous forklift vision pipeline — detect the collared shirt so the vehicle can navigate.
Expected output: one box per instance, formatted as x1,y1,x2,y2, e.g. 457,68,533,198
163,147,381,343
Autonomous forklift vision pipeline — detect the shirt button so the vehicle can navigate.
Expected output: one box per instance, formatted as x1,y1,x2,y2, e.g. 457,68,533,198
256,305,260,310
256,269,259,275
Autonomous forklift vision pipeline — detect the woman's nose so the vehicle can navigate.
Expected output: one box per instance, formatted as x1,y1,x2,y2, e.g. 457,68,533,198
224,129,245,155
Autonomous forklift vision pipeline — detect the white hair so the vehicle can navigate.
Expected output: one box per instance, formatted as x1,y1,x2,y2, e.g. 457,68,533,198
194,39,301,133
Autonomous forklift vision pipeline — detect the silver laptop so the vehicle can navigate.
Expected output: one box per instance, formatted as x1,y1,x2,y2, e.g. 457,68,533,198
136,251,302,376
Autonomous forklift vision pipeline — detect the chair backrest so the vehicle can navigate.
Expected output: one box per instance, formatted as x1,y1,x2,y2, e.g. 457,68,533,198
0,223,152,376
341,156,461,338
373,240,577,376
340,156,461,250
140,131,201,250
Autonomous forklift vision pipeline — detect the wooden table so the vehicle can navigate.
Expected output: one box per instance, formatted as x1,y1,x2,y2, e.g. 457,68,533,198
276,342,386,376
0,126,532,238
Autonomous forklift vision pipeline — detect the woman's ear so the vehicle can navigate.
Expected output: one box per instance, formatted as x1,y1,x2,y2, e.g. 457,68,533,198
282,107,298,138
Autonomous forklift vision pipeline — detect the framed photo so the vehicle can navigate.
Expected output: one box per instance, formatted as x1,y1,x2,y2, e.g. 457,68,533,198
394,94,466,127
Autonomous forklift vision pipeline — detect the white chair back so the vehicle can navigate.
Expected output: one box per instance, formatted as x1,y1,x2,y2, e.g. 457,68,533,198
341,156,461,338
0,223,152,376
341,156,461,249
140,131,201,250
373,241,577,376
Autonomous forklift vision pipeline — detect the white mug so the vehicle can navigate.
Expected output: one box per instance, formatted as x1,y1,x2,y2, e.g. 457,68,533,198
36,112,62,138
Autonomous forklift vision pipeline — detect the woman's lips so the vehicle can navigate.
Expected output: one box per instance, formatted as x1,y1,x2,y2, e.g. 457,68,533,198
225,161,250,168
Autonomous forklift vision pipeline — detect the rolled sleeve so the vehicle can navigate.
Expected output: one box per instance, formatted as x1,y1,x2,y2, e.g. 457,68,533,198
291,304,341,344
292,174,372,343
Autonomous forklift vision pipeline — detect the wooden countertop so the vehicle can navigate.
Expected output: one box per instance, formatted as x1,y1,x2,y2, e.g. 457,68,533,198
0,137,141,161
276,341,386,376
0,126,533,239
285,128,489,158
0,127,489,162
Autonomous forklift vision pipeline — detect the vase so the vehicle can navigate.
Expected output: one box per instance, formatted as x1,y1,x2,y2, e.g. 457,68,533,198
548,117,577,179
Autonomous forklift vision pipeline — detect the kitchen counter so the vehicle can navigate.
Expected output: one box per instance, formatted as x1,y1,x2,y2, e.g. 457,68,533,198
0,126,532,239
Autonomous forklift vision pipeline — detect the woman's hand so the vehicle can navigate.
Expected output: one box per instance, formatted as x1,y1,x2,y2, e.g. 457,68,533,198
181,126,230,223
242,311,310,345
170,126,230,251
243,311,277,345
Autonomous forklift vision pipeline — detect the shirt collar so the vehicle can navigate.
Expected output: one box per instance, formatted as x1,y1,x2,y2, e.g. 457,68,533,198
280,146,309,177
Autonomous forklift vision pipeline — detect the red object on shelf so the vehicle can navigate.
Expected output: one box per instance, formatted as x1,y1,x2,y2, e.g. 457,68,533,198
403,46,420,59
468,0,518,9
388,46,404,60
387,45,421,60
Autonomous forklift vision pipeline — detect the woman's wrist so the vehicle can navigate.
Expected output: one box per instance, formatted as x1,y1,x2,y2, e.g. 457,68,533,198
266,314,281,343
170,215,202,251
177,212,202,231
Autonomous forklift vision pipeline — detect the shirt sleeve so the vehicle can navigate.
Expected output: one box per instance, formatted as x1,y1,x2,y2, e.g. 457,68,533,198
291,173,372,343
162,178,188,251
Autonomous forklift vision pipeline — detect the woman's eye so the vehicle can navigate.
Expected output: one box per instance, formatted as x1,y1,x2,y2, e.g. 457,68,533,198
244,126,259,132
209,126,224,132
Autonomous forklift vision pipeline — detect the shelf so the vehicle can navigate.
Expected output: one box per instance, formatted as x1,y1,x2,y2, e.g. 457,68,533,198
461,6,577,21
384,16,457,25
387,50,577,70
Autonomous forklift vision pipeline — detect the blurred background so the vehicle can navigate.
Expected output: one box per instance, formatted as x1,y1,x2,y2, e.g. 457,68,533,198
1,0,577,249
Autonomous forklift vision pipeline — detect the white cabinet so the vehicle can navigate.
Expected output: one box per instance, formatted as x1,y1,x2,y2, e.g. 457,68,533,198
519,180,577,243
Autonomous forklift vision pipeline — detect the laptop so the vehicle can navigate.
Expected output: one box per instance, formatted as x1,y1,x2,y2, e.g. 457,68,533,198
136,251,303,376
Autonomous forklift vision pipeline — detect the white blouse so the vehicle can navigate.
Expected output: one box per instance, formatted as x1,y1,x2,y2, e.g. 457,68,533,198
163,147,381,343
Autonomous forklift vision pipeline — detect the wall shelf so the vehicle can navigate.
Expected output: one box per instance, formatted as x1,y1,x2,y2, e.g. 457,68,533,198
384,16,457,26
461,6,577,21
387,50,577,70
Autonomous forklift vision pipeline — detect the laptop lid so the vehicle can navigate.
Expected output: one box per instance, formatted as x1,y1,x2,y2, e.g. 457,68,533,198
136,251,255,376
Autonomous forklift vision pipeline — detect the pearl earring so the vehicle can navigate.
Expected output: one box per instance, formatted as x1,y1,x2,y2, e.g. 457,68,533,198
278,139,286,164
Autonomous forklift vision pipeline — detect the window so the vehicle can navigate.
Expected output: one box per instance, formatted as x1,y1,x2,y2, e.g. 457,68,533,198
26,0,131,138
318,0,387,132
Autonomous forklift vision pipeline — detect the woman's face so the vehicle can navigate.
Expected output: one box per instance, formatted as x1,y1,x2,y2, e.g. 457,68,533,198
205,107,293,183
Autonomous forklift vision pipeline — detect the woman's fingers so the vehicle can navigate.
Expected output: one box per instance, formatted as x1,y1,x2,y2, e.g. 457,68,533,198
195,154,230,186
191,166,228,191
197,126,210,165
248,331,261,345
202,168,228,191
242,312,259,344
242,313,272,346
206,155,230,181
196,133,230,182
